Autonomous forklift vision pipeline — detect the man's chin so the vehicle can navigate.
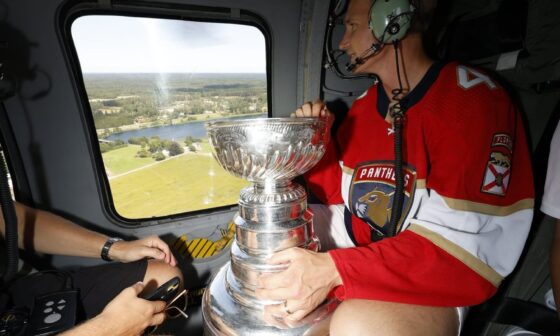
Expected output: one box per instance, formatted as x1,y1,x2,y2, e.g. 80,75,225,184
349,58,377,75
350,63,367,74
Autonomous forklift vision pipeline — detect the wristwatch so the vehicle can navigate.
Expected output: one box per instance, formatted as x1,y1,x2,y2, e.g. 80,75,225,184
101,237,123,261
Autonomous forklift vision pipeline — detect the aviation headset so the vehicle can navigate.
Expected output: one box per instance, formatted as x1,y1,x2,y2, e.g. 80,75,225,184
369,0,416,44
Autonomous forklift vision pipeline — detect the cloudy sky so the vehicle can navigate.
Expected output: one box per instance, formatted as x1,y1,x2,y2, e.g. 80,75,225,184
72,15,266,73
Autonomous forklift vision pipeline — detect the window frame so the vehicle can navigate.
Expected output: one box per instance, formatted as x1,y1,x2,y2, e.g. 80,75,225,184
58,1,272,227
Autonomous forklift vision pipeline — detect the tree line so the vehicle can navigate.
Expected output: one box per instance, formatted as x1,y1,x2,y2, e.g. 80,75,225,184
85,73,267,130
101,136,204,162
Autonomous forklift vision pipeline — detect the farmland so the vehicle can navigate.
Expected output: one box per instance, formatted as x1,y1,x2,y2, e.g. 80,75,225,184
90,73,265,218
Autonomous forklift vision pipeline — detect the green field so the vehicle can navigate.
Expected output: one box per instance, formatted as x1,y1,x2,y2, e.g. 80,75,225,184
102,145,153,176
106,152,249,218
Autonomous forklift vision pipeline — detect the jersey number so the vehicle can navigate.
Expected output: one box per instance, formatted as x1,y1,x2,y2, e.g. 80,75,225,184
457,66,497,90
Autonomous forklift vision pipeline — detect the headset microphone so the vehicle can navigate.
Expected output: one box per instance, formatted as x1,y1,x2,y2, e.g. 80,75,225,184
345,57,364,72
345,42,382,72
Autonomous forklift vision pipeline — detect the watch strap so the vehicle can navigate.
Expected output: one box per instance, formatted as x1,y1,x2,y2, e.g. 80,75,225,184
101,237,122,261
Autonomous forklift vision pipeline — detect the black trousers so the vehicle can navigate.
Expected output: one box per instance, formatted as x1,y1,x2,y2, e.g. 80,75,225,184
7,259,147,320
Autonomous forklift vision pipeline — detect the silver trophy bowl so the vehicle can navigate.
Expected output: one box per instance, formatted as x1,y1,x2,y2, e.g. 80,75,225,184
202,117,336,336
206,118,330,185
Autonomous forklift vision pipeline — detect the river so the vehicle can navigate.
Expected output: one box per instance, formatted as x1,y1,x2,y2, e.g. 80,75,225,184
105,114,266,141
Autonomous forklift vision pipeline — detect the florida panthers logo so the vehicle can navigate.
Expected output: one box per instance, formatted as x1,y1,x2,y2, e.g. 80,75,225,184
350,162,417,236
355,189,395,227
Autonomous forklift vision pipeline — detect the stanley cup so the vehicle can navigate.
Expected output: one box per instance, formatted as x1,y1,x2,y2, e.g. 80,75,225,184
202,117,337,335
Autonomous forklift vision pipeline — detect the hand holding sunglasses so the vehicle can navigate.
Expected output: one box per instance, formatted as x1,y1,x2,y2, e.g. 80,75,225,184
142,277,189,334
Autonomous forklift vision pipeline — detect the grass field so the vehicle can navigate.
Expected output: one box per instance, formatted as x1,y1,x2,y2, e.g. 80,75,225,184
106,152,249,218
102,145,153,176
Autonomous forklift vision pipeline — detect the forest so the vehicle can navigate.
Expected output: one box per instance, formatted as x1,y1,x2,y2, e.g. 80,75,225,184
83,73,268,131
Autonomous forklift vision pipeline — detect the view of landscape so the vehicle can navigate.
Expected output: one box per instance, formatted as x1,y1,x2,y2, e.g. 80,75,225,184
85,73,267,218
72,14,267,220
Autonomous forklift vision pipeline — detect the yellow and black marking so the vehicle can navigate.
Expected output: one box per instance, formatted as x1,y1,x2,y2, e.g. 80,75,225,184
172,222,236,260
214,222,236,251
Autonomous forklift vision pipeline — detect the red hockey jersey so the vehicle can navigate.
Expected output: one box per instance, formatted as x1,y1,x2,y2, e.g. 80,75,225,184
305,62,534,306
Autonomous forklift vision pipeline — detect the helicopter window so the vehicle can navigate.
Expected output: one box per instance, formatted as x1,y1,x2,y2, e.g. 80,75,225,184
70,15,268,220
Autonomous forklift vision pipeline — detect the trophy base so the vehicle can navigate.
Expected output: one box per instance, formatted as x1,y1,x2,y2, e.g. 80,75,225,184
202,263,336,336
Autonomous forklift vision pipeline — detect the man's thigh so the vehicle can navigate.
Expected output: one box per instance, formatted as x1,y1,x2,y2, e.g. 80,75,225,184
330,299,459,336
8,260,147,322
72,259,147,318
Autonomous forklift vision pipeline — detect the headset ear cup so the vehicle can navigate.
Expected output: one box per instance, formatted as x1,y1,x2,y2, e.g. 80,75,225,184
370,0,414,44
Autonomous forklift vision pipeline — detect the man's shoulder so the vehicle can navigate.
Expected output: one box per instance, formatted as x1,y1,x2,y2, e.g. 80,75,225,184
430,62,514,115
437,62,507,97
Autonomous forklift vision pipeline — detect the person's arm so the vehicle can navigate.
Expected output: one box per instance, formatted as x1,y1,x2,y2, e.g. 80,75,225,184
0,202,176,265
549,219,560,317
60,282,166,336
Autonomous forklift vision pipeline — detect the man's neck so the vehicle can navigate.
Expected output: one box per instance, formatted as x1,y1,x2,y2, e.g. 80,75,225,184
379,34,433,101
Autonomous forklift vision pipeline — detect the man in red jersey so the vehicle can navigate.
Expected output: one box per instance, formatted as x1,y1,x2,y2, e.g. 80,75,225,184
255,0,535,334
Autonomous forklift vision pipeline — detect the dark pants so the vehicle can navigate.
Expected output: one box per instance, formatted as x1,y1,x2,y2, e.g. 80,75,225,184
8,259,147,320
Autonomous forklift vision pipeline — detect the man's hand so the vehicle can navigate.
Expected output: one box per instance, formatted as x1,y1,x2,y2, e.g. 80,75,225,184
109,236,177,266
99,282,166,335
291,99,332,119
62,282,166,336
255,248,342,325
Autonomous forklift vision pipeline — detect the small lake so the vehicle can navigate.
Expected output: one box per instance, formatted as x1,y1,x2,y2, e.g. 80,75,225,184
105,114,266,141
